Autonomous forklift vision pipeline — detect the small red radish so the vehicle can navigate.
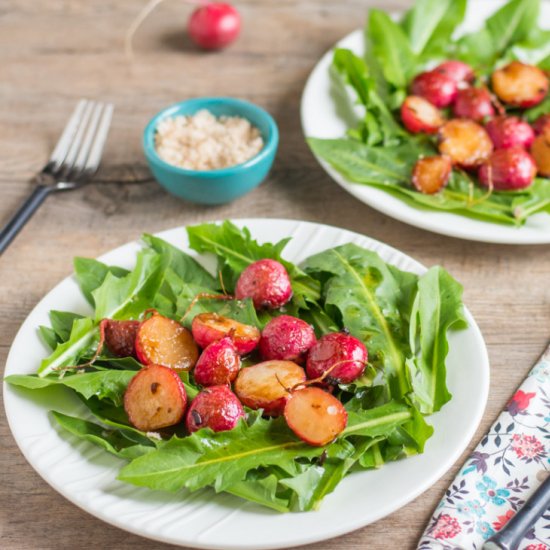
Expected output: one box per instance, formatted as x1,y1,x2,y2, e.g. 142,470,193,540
533,115,550,136
234,360,306,416
531,129,550,177
101,319,140,358
235,259,293,310
452,88,495,122
434,60,475,85
485,116,535,150
412,156,452,195
306,332,367,385
186,385,245,433
191,312,260,354
491,62,549,108
193,336,241,386
135,313,198,371
187,2,240,50
438,119,493,168
411,70,458,108
284,387,347,447
479,148,537,190
400,95,445,134
259,315,316,364
124,364,187,432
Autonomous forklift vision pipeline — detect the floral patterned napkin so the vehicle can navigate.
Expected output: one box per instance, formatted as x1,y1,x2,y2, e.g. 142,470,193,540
418,345,550,550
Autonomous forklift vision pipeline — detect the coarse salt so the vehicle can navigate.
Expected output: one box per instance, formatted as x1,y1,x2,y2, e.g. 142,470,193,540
155,109,264,171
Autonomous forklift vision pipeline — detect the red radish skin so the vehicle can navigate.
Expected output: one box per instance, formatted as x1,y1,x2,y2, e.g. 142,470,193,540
434,61,475,85
491,62,549,108
400,96,445,134
438,119,493,168
452,88,495,122
234,360,306,416
235,259,293,310
193,336,241,386
259,315,316,364
191,312,260,354
533,115,550,136
135,313,198,371
412,156,452,195
411,71,458,108
124,364,187,432
479,148,538,190
306,332,367,384
186,385,244,433
284,387,347,447
485,116,535,150
530,129,550,178
101,319,140,358
187,2,240,50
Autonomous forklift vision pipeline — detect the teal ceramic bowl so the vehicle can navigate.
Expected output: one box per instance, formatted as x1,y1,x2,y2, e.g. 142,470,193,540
143,98,279,205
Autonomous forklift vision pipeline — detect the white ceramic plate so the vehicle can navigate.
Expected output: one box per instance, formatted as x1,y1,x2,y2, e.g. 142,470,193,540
301,1,550,244
3,219,489,549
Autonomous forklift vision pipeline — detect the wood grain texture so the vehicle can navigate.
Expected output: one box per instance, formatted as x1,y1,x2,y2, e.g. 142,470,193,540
1,1,549,549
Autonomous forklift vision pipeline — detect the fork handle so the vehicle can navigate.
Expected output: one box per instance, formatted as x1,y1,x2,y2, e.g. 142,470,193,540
0,185,53,255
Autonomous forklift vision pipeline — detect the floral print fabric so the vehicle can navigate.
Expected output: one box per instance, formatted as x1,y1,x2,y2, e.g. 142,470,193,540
418,345,550,550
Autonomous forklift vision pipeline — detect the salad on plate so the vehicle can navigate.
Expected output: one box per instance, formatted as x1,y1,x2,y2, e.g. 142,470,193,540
5,221,467,513
307,0,550,226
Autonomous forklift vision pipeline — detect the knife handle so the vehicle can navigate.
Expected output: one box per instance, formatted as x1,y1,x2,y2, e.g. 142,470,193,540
483,474,550,550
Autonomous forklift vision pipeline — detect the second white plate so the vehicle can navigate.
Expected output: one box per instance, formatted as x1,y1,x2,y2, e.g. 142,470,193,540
4,219,489,549
301,1,550,244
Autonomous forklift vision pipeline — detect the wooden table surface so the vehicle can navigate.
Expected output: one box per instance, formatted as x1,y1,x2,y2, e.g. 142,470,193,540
1,1,549,548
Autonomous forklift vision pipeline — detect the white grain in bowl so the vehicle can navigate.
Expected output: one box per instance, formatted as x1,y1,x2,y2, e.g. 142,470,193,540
155,109,264,171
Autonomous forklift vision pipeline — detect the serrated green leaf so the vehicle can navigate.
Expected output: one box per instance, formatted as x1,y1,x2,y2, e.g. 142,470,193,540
74,257,129,306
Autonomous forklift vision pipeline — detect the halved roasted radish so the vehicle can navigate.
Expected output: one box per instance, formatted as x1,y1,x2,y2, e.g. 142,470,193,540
194,336,241,386
491,62,549,108
284,387,347,446
234,360,306,416
124,364,187,432
136,313,198,371
400,95,445,134
531,130,550,178
101,319,140,358
191,312,260,354
438,119,493,168
533,114,550,136
186,385,245,433
412,156,452,194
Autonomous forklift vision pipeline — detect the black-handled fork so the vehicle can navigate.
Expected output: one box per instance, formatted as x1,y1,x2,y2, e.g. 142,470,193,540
0,100,114,255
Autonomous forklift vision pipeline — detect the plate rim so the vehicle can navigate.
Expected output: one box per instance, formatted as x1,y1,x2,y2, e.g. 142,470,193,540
3,218,490,549
300,6,550,245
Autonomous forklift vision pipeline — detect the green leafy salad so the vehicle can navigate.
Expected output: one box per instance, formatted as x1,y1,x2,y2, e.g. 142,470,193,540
308,0,550,225
6,221,467,512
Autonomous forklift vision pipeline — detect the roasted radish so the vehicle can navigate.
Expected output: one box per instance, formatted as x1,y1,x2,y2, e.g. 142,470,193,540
193,336,241,386
259,315,316,364
235,259,293,310
533,114,550,136
234,360,306,416
491,61,549,108
135,313,198,371
485,116,535,150
306,332,367,384
531,130,550,177
284,387,347,447
101,319,140,358
452,88,495,122
191,312,260,354
400,95,445,134
434,60,475,85
438,119,493,168
412,156,452,194
411,70,458,108
479,148,537,190
124,364,187,432
186,385,245,433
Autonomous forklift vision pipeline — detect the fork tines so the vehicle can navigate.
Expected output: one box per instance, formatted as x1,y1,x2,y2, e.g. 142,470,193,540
47,99,114,181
